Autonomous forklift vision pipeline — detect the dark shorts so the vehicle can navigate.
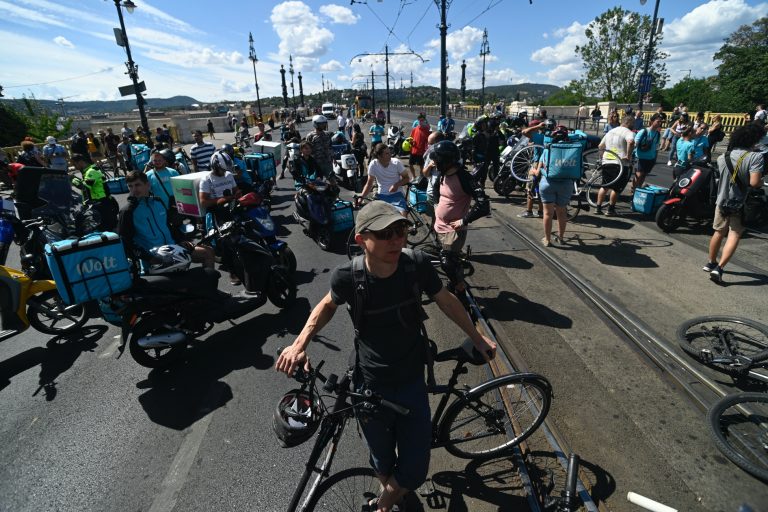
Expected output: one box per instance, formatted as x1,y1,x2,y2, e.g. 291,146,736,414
601,163,630,193
409,154,425,167
636,158,656,175
358,378,431,491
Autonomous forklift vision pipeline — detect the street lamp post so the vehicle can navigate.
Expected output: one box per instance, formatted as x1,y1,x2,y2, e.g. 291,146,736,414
248,32,263,120
280,65,289,108
638,0,661,111
298,72,304,108
479,29,490,110
112,0,152,148
289,54,296,109
460,60,467,102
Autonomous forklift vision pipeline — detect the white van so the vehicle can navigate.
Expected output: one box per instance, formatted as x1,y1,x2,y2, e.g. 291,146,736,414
321,103,335,118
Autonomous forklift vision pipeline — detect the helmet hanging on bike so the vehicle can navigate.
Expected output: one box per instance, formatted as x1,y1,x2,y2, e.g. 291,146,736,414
146,244,192,275
542,118,556,132
272,388,322,448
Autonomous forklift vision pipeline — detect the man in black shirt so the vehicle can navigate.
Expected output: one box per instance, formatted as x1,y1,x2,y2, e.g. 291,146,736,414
276,201,496,512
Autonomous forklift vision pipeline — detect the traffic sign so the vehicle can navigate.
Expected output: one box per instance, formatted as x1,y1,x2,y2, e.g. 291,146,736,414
639,74,653,94
118,81,146,97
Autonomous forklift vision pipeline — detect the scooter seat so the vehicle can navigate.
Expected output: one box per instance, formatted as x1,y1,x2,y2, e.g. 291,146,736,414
137,267,221,293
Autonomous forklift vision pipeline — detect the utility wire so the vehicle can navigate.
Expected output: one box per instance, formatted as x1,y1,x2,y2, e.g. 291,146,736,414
4,68,113,89
458,0,506,30
406,0,435,44
366,2,408,47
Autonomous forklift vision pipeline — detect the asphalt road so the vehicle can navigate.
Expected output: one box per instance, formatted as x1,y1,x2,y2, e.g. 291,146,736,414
1,118,766,511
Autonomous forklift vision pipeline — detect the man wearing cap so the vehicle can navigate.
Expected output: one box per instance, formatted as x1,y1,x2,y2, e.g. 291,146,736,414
42,136,68,170
276,200,496,512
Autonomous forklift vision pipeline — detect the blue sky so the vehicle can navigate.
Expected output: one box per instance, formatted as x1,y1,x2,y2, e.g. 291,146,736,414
1,0,766,104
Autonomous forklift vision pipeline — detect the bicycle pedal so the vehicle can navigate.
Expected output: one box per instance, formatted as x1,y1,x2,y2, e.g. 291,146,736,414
416,478,437,497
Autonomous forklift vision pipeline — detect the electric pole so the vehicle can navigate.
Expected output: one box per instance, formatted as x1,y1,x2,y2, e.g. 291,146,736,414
438,0,448,116
460,60,466,102
298,72,304,108
480,28,490,109
289,54,296,109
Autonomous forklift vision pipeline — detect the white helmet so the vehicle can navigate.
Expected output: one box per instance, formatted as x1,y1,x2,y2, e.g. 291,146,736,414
210,150,233,174
312,115,328,129
147,245,192,274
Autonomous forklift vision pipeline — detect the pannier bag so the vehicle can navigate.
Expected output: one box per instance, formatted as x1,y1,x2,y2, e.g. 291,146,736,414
331,200,354,232
105,176,128,194
544,143,583,180
632,185,669,215
44,232,133,305
244,153,277,180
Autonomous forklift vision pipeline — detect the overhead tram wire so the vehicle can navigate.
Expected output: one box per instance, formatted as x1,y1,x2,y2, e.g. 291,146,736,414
4,68,113,89
383,0,413,47
365,2,408,47
406,0,435,44
458,0,506,31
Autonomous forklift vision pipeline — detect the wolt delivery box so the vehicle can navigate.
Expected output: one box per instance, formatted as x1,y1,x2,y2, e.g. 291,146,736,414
171,171,209,217
253,141,282,168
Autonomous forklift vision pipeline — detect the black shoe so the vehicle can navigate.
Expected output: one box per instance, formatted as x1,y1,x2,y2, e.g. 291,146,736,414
710,266,724,284
605,206,617,217
594,207,604,216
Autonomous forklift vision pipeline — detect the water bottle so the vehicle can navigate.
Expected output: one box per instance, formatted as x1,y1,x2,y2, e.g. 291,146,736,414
0,217,13,266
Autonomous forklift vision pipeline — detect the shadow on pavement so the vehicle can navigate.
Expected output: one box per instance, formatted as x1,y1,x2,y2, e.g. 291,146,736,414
565,235,667,268
526,450,616,510
0,325,105,401
471,252,534,271
428,457,530,511
717,270,768,287
135,301,312,430
480,290,572,329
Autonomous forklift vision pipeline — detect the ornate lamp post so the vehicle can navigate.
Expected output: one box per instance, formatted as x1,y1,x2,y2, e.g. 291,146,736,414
298,72,305,107
289,55,296,109
479,29,490,109
280,65,289,108
248,32,263,119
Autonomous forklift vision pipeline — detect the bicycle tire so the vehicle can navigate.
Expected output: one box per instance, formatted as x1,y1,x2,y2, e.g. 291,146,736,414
707,391,768,483
584,179,604,209
676,316,768,374
510,145,544,182
582,148,624,188
287,421,339,512
406,202,434,247
438,373,551,459
304,467,380,511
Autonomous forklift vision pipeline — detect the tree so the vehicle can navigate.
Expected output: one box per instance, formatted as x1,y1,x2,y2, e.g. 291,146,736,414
545,80,599,106
0,103,28,147
658,77,718,113
18,97,72,142
713,17,768,113
575,7,668,102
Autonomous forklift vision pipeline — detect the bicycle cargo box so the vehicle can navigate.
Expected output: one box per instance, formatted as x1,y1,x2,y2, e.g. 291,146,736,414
170,171,209,217
244,153,277,180
130,144,151,170
632,185,668,215
105,176,128,194
331,200,354,232
543,143,583,180
407,187,429,212
252,141,282,167
44,232,132,305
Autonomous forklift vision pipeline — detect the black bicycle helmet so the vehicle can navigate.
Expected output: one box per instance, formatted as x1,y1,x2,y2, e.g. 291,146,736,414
221,143,235,159
550,125,569,143
272,389,322,448
159,148,176,166
542,118,556,132
431,140,461,171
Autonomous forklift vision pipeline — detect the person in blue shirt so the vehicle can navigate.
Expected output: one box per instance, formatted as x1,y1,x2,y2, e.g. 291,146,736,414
368,119,385,161
145,150,180,210
674,125,696,179
632,114,662,192
692,122,710,162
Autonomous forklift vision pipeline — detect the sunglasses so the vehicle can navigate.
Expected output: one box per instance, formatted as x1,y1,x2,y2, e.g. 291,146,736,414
365,223,409,240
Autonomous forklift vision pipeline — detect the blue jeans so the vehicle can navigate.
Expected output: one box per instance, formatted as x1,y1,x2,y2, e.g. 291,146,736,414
357,378,431,491
376,191,407,212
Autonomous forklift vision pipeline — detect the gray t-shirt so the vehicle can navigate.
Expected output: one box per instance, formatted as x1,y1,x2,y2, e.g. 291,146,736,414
330,251,443,386
716,149,764,207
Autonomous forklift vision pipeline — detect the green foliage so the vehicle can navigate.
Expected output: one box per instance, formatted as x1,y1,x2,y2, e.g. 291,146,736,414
0,103,28,147
575,7,668,102
14,97,73,143
712,17,768,112
657,77,718,112
545,81,599,106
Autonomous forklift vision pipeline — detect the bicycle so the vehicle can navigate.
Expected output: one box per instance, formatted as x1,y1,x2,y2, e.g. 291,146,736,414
676,316,768,381
283,340,552,512
707,391,768,483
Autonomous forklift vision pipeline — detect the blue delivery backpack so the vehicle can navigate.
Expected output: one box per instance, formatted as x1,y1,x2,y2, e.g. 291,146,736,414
105,176,128,194
543,143,583,180
44,232,133,305
407,186,429,212
244,153,277,180
331,200,354,232
632,185,669,215
131,144,151,171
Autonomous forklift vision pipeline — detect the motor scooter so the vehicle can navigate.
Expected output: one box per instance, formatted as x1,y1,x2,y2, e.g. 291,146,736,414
234,193,297,274
492,133,530,197
331,143,360,192
655,160,718,232
386,124,407,157
293,179,353,251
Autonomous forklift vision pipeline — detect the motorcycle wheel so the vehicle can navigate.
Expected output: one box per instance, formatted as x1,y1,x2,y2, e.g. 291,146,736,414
276,246,297,275
493,169,516,198
267,267,297,309
27,290,89,335
316,227,332,252
655,203,682,233
128,314,187,369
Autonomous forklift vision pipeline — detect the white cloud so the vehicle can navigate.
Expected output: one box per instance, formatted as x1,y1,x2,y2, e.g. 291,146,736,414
53,36,74,48
425,26,484,62
320,60,344,72
0,0,69,28
221,79,252,94
530,21,588,65
132,1,199,34
319,4,360,24
663,0,768,46
270,1,334,58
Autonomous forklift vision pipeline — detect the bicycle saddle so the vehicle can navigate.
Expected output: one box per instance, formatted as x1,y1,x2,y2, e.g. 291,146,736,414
434,338,488,366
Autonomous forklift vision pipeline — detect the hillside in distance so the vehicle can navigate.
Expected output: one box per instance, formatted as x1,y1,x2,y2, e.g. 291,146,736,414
0,95,200,116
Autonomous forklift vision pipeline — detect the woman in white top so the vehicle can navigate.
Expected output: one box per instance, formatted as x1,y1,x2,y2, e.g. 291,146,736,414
357,143,411,212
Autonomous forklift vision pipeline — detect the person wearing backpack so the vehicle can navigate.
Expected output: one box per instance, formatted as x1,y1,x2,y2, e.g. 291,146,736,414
632,113,663,193
702,124,765,284
276,200,496,512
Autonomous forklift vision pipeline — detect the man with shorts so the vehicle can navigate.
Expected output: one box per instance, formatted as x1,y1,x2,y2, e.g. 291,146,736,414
632,113,663,193
703,124,765,283
276,200,496,512
595,116,635,216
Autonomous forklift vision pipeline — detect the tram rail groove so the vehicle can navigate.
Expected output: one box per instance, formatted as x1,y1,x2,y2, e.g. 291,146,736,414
463,290,603,512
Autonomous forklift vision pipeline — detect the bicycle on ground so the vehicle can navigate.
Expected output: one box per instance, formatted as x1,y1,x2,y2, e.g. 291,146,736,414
282,340,552,512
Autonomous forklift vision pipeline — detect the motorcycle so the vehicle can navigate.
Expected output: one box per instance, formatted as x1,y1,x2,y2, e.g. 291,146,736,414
455,123,474,165
386,124,407,157
331,146,360,192
655,161,718,232
0,213,88,342
492,133,531,197
233,192,297,275
293,179,352,251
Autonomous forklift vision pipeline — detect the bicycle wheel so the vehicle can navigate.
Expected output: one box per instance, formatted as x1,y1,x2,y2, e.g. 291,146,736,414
582,148,623,187
584,179,604,209
304,467,381,511
406,202,434,247
493,166,517,198
439,373,551,459
509,145,544,182
288,420,341,512
676,316,768,374
707,392,768,483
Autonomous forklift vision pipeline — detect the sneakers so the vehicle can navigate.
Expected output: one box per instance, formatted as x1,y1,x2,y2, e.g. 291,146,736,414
517,211,535,218
605,206,617,217
594,207,604,216
710,266,724,284
541,237,552,247
536,210,543,218
702,261,718,272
